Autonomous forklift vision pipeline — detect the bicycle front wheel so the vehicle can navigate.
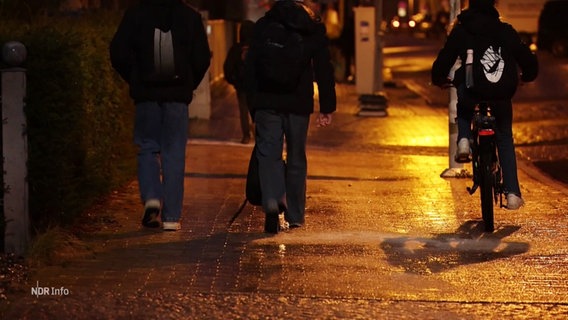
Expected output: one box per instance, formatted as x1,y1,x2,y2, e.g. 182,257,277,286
479,145,495,232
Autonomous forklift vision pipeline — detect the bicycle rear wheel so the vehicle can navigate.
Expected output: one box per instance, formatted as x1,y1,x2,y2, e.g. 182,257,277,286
479,144,495,232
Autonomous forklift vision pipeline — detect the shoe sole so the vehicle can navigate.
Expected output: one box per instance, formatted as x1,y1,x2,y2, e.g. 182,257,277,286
142,207,161,228
506,201,524,210
454,154,471,163
163,222,181,231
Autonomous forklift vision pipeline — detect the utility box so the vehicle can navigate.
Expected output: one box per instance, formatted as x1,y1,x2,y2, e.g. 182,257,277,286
354,5,387,117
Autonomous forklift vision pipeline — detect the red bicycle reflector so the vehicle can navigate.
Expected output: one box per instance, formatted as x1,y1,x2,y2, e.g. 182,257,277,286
479,129,495,136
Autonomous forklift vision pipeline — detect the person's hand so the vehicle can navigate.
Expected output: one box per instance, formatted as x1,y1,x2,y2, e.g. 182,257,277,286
436,77,454,89
317,113,332,127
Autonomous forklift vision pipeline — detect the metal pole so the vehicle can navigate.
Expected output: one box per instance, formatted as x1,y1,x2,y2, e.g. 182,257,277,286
374,0,383,94
440,0,467,178
2,41,30,255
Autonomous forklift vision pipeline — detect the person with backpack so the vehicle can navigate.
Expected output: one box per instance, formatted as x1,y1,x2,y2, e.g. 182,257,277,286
109,0,211,231
431,0,538,210
223,20,255,144
244,0,336,233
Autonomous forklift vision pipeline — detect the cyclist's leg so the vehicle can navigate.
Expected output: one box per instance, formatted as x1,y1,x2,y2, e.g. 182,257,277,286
493,99,521,196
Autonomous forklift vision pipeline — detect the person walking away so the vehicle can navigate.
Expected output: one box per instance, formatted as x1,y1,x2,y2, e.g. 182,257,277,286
224,20,255,144
431,0,538,210
245,0,336,233
109,0,211,231
338,12,355,83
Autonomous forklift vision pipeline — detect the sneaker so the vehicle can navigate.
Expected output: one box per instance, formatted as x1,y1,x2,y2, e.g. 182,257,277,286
455,138,471,163
506,193,524,210
142,199,161,228
163,221,181,231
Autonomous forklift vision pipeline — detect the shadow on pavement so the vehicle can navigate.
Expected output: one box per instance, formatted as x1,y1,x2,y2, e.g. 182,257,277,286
380,220,529,275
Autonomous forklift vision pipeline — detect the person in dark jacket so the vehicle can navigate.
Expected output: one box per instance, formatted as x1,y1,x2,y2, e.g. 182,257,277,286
109,0,211,231
431,0,538,210
338,12,355,82
223,20,255,144
245,0,336,233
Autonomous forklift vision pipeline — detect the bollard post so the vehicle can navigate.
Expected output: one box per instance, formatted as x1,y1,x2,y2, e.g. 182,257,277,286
1,41,29,255
440,0,469,178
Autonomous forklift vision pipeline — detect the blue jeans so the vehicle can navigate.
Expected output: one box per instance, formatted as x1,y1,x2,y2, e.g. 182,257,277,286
134,101,189,222
456,85,521,196
254,110,309,225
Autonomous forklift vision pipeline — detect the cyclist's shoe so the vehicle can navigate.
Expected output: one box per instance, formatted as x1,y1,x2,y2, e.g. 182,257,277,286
506,193,524,210
454,138,471,163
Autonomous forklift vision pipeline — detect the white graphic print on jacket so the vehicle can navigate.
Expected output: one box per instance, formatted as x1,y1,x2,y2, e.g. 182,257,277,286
481,46,504,83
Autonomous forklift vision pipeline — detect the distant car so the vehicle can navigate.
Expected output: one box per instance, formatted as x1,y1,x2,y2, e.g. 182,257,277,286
409,13,433,35
389,15,415,32
537,0,568,57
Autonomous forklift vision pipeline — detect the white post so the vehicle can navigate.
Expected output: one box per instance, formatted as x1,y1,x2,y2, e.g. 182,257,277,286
440,0,467,178
2,41,30,255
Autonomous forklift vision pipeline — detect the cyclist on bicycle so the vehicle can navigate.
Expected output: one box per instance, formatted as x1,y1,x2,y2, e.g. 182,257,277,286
431,0,538,210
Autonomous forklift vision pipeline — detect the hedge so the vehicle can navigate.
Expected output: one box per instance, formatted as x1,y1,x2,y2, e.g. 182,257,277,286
0,13,137,239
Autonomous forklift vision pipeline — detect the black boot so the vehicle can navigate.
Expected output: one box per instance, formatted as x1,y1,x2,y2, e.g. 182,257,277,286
264,213,279,234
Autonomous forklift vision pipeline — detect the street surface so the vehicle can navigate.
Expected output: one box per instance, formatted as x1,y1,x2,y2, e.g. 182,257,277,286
1,34,567,319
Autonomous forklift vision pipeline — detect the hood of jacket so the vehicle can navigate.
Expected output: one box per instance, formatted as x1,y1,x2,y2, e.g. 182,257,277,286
457,6,501,36
141,0,179,32
458,6,501,35
266,0,318,34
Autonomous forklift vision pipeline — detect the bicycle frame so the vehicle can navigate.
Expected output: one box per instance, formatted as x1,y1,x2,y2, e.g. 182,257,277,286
466,102,504,232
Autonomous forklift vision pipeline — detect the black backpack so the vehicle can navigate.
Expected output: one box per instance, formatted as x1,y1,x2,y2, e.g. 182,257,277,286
464,24,519,100
245,145,287,206
137,7,189,86
255,18,308,93
245,145,262,206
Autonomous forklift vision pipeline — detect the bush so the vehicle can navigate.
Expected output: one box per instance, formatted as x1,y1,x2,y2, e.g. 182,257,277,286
0,13,136,237
0,0,63,20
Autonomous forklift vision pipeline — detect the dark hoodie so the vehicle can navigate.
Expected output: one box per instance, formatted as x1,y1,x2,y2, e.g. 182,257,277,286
245,0,336,115
110,0,211,104
431,1,538,89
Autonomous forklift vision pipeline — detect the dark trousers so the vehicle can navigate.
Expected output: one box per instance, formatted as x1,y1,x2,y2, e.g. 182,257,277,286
457,85,521,196
254,110,310,225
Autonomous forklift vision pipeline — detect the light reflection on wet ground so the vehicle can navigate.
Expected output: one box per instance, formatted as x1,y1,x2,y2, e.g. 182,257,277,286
4,80,568,319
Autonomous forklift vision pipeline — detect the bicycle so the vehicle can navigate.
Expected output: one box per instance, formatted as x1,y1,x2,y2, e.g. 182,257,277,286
463,102,505,232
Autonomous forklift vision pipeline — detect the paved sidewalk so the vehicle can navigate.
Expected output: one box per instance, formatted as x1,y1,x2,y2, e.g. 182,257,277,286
2,81,568,319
